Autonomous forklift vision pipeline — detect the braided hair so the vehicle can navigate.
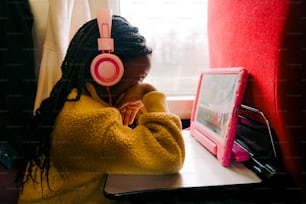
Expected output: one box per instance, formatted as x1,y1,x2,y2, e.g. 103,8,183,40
16,15,152,189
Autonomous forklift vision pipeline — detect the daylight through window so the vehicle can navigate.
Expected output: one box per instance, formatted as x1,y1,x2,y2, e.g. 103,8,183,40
119,0,209,96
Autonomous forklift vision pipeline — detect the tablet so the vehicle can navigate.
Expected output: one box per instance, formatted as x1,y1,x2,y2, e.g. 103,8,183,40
190,67,249,166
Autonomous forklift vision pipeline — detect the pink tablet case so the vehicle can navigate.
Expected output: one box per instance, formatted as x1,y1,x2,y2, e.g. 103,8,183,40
190,67,249,166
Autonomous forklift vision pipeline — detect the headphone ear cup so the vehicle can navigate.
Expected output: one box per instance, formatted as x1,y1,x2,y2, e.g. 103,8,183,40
90,53,124,86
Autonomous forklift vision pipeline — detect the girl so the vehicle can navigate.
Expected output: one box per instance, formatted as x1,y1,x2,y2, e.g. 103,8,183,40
17,14,185,203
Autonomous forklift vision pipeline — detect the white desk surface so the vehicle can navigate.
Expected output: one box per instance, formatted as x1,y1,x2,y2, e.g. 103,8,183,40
104,130,261,196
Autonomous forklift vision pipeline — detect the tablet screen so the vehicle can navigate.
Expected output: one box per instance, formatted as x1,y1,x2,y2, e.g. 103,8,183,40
195,74,238,139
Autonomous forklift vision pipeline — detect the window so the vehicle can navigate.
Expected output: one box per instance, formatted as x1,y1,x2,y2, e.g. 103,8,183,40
117,0,209,118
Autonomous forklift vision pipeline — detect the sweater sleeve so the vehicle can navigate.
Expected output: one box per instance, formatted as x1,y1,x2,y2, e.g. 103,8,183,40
51,91,185,175
142,91,169,112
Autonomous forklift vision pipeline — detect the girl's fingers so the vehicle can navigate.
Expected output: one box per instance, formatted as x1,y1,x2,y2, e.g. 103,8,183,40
128,109,138,125
117,102,129,110
117,99,143,110
119,102,143,126
125,101,143,110
124,108,133,126
120,107,134,126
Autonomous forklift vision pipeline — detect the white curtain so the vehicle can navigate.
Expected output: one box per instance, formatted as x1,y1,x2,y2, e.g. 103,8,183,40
32,0,110,111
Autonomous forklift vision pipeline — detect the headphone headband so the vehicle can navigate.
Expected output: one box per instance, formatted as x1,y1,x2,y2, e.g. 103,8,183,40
97,9,114,52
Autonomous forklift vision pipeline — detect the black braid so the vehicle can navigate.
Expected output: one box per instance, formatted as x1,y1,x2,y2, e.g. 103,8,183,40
16,15,152,191
112,15,152,60
16,19,99,190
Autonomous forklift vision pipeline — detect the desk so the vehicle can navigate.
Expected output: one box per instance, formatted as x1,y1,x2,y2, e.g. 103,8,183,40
104,130,261,200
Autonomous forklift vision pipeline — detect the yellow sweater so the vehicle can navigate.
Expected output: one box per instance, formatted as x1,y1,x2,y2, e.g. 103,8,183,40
18,84,185,204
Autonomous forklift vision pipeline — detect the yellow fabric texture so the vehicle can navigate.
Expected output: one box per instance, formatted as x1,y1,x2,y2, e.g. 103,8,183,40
18,84,185,204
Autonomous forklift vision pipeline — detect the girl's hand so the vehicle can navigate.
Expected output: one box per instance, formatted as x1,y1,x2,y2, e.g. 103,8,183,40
118,101,143,126
115,83,156,126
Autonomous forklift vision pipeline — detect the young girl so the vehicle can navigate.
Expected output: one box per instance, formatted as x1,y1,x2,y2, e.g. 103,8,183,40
17,14,185,203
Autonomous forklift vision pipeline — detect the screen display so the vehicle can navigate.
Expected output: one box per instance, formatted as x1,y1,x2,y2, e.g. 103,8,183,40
195,74,238,140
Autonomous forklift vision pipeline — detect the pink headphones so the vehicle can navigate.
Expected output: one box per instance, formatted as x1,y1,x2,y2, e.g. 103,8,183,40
90,9,124,87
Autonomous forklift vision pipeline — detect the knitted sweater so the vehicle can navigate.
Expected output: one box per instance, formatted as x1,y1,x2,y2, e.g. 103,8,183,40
18,84,185,204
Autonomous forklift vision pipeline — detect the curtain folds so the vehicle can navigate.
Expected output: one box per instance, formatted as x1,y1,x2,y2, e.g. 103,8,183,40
33,0,109,111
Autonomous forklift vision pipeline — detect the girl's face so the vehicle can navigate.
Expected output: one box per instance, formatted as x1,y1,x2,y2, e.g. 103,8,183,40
109,54,152,102
110,55,151,101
